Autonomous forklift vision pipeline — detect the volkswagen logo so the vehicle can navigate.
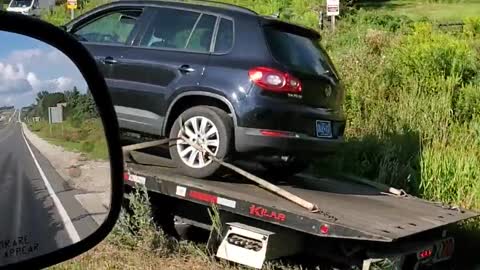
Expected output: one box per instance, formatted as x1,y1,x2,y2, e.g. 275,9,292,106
324,86,333,97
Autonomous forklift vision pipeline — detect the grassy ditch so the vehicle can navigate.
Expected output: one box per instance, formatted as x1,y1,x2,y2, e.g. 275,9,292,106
27,118,108,160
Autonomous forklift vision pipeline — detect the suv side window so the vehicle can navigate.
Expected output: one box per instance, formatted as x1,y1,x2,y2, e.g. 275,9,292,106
139,8,216,53
140,8,199,49
214,18,234,53
186,14,217,52
73,9,143,45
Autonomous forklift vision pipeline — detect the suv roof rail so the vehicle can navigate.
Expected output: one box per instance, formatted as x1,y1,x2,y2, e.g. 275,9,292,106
114,0,258,15
177,0,258,15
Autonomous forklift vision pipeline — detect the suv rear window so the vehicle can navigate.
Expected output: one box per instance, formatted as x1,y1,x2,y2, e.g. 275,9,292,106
264,26,337,77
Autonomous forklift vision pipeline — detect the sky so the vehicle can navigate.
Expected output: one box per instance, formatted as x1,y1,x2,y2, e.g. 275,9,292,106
0,31,87,108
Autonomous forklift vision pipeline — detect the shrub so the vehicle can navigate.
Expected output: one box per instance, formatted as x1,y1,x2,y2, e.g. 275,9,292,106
316,11,480,214
344,10,414,32
364,29,391,55
386,22,478,90
80,141,94,153
454,84,480,122
464,17,480,38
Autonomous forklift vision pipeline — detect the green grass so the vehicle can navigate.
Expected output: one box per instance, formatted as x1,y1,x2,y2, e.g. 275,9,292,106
28,119,109,160
357,0,480,21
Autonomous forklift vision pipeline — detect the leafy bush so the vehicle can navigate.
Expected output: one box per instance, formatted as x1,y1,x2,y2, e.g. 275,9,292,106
316,10,480,215
343,10,414,32
386,22,478,91
65,90,99,122
80,141,94,153
364,29,392,54
464,16,480,37
454,83,480,122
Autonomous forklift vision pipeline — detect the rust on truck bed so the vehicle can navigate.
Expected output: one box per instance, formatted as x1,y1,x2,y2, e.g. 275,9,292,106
124,151,479,242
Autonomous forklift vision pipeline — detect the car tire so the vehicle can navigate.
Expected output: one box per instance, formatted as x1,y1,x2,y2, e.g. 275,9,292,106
169,106,233,178
261,156,310,178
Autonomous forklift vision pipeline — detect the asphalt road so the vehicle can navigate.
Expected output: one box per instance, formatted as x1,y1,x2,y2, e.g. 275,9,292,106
0,110,99,266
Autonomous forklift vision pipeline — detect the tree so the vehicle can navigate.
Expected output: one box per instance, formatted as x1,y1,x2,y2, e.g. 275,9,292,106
36,91,50,104
37,92,66,119
65,86,81,104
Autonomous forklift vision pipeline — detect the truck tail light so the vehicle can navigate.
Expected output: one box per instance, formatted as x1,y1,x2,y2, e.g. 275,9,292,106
418,248,433,260
248,67,302,94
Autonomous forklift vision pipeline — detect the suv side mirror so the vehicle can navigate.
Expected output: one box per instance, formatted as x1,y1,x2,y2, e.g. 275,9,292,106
0,11,123,269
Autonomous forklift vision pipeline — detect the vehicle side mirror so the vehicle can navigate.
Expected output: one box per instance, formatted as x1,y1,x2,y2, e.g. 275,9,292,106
0,12,123,269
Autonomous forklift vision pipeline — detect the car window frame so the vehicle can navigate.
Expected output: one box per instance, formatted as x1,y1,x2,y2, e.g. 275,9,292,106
261,24,339,79
133,6,224,55
184,13,218,53
211,16,235,55
69,6,149,48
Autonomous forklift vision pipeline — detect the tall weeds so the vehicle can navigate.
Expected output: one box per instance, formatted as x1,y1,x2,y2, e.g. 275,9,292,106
319,17,480,210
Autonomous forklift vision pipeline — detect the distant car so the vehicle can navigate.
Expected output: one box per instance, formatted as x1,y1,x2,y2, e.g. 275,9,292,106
64,0,346,178
6,0,54,17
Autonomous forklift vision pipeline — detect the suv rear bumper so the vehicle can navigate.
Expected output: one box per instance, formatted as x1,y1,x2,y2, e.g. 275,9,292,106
234,127,344,155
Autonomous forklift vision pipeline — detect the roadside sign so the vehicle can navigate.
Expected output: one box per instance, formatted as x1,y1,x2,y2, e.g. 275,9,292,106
326,0,340,16
48,106,63,124
67,0,77,9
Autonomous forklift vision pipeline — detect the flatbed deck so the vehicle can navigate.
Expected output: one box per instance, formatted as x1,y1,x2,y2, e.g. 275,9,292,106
124,151,478,243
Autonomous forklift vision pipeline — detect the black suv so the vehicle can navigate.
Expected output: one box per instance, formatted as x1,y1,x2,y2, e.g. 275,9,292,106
64,0,346,178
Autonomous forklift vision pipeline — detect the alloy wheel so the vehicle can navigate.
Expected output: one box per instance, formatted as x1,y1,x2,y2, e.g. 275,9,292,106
177,116,220,168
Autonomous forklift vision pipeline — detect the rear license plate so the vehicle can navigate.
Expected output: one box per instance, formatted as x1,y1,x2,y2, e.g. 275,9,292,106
316,120,332,138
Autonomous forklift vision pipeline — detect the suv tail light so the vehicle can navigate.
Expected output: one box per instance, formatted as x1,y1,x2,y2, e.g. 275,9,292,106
248,67,302,94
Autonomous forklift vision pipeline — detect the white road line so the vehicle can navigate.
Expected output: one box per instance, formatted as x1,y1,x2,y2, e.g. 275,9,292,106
20,125,81,243
8,110,14,123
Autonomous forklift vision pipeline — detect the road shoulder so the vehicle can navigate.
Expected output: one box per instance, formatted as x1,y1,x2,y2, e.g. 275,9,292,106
22,122,110,225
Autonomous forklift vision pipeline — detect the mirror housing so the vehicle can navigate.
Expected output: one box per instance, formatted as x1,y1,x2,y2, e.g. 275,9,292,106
0,11,123,270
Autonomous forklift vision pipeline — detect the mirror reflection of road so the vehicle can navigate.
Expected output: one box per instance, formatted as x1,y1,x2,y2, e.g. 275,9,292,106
0,110,98,265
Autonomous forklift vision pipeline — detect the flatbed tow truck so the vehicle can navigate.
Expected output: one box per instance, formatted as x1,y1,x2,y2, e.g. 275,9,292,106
122,143,479,270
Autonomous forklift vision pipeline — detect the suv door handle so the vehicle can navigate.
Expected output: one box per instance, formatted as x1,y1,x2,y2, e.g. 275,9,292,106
102,56,118,65
178,65,195,73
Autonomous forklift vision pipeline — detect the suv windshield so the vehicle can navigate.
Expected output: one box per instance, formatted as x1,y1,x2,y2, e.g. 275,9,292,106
10,0,32,7
264,26,338,78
